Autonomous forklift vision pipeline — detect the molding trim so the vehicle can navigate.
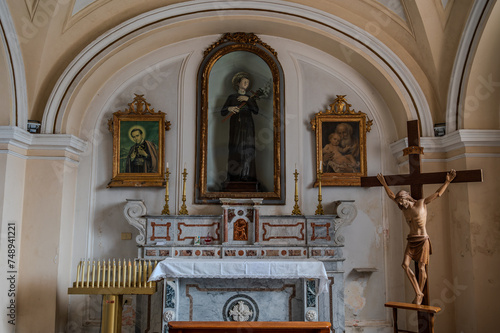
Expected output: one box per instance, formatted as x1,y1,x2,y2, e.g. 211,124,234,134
0,126,88,155
390,129,500,159
42,0,432,135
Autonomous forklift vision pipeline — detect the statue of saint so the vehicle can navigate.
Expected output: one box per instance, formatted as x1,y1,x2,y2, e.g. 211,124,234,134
220,72,259,183
377,169,456,304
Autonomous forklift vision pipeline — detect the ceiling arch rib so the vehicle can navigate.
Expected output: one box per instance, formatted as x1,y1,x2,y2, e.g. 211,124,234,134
42,0,432,136
0,0,28,129
446,0,495,132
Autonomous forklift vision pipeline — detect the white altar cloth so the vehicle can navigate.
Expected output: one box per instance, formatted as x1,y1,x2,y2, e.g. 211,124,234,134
149,258,329,295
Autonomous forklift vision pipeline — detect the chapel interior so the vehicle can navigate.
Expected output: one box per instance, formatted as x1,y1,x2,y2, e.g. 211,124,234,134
0,1,499,332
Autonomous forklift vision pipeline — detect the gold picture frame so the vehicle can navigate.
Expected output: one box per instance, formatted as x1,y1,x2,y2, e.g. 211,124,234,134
195,33,285,204
310,95,372,186
107,94,170,187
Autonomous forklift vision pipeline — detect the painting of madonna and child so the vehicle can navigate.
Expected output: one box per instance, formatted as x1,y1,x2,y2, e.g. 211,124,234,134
321,121,361,174
204,51,281,196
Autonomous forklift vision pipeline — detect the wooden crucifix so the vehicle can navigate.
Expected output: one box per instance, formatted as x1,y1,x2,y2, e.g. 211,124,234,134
361,120,482,333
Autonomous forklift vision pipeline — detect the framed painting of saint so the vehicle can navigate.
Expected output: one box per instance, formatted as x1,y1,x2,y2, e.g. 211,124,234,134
195,33,285,204
310,95,372,186
107,94,170,187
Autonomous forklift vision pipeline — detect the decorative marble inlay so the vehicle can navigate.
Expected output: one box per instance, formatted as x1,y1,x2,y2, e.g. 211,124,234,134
151,222,171,241
266,250,279,256
262,222,305,241
233,219,249,241
228,209,236,221
311,250,322,256
225,250,236,256
246,250,257,256
311,223,331,241
288,250,302,256
229,301,253,321
146,249,156,256
305,310,317,321
178,222,220,241
325,249,335,256
202,250,215,256
159,250,169,256
306,280,316,307
165,284,175,308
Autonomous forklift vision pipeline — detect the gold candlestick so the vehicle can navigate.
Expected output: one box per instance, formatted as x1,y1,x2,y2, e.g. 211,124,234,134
315,167,324,215
161,166,171,215
292,168,302,215
179,167,189,215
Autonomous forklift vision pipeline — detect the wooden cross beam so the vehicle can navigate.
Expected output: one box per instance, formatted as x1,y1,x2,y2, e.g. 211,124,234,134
361,120,483,200
361,120,483,333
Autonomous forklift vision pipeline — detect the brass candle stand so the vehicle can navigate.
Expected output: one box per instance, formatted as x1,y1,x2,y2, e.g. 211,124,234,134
161,168,171,215
315,169,324,215
291,169,302,215
179,167,189,215
68,259,158,333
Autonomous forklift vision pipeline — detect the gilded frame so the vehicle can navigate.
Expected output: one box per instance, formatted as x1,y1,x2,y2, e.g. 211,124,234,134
195,33,285,204
107,94,170,187
310,95,372,186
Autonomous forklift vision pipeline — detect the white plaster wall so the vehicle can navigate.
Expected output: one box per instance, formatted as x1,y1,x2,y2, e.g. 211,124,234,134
69,34,405,331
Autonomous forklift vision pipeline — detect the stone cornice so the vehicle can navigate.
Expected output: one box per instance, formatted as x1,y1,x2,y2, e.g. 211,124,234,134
390,129,500,159
0,126,88,156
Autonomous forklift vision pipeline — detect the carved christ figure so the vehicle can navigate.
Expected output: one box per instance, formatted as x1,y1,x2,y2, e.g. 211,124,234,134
377,169,456,305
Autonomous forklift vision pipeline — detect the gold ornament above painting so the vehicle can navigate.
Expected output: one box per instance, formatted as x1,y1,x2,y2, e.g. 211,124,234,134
310,95,373,186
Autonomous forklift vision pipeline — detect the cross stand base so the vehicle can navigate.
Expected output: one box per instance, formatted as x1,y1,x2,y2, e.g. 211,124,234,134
385,302,441,333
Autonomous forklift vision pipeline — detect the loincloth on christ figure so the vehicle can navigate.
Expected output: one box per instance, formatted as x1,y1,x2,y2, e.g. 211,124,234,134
405,235,433,264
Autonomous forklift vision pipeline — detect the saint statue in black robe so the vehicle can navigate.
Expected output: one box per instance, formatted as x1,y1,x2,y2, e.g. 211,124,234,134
220,72,259,183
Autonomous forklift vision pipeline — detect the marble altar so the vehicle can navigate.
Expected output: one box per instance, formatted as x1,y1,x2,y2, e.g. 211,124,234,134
124,199,356,332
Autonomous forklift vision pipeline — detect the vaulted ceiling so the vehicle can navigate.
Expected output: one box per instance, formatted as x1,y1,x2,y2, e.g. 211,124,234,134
2,0,498,134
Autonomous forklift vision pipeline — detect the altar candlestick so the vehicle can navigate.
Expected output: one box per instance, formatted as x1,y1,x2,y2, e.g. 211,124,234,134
292,168,302,215
162,165,171,215
179,167,189,215
315,167,324,215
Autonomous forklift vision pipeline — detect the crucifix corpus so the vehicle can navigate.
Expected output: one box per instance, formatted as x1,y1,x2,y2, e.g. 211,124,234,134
361,120,483,306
